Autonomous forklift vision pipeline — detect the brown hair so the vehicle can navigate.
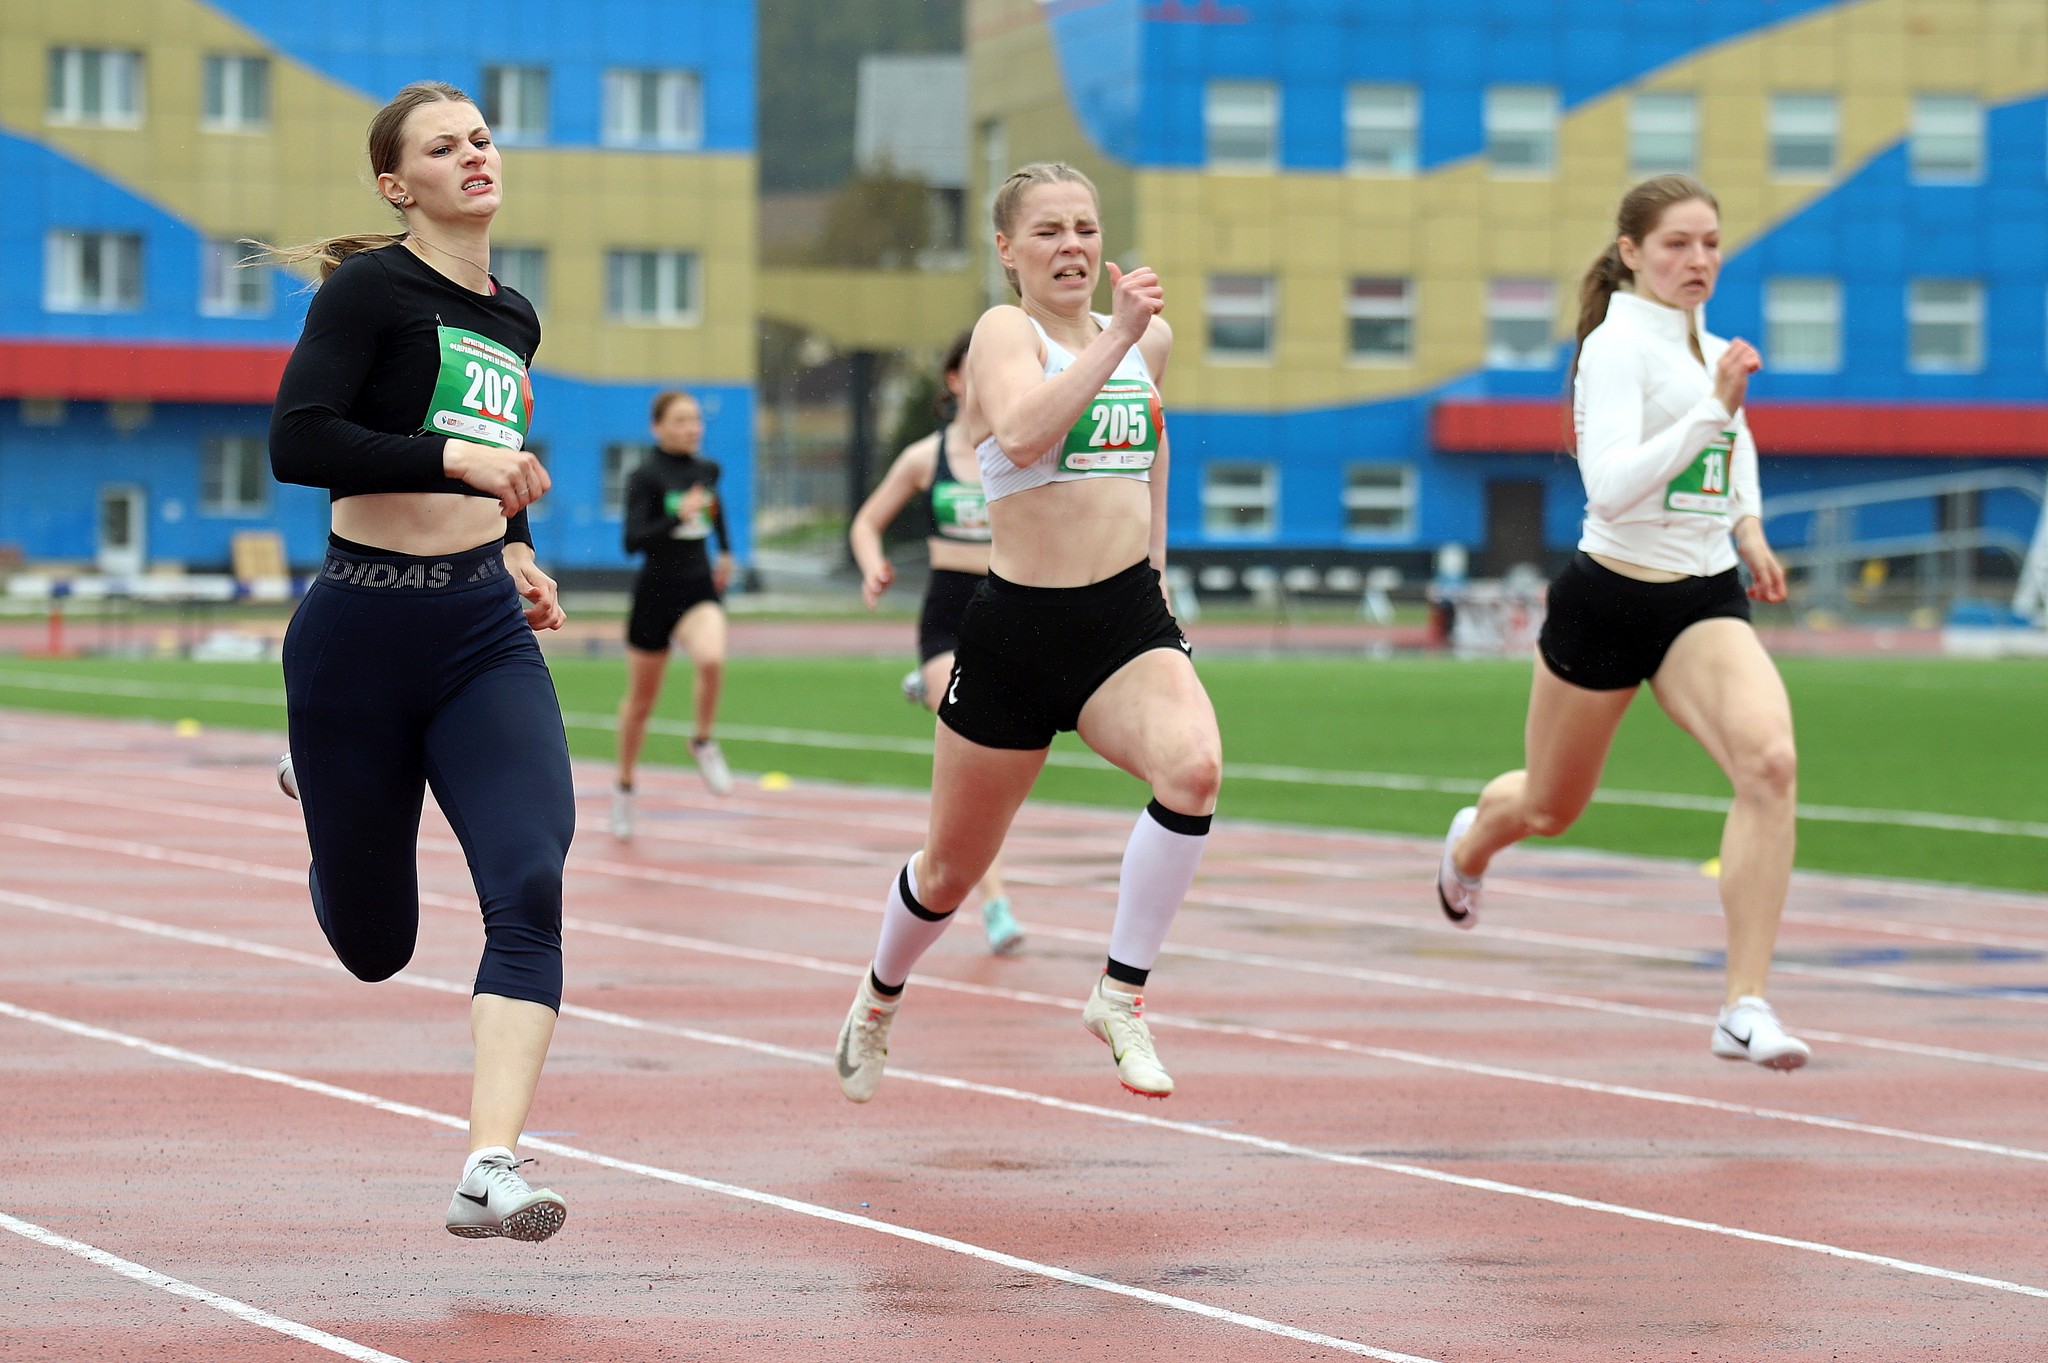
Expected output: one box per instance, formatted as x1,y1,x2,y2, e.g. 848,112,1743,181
990,161,1100,295
650,389,699,424
940,328,971,377
1568,174,1720,386
259,81,476,281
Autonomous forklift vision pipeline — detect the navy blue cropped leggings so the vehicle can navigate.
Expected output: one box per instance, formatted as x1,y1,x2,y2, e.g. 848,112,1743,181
282,536,575,1010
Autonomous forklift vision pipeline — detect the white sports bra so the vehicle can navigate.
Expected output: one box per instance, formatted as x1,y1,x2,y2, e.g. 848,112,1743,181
976,314,1161,504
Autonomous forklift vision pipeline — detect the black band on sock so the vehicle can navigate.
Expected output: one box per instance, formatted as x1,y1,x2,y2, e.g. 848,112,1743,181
1145,799,1212,838
869,967,905,998
898,863,952,923
1104,957,1149,988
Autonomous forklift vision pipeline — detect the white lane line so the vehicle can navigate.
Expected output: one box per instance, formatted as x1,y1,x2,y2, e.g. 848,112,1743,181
7,816,2047,1078
0,1210,416,1362
8,901,2048,1309
0,998,1437,1363
11,883,2048,1175
4,668,2043,839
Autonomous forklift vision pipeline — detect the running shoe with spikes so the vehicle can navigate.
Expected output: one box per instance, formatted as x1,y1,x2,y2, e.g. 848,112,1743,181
1436,805,1481,930
981,897,1024,956
1711,995,1811,1071
900,667,928,707
444,1151,567,1242
835,974,900,1103
1082,974,1174,1098
608,786,635,841
275,754,298,802
690,738,734,796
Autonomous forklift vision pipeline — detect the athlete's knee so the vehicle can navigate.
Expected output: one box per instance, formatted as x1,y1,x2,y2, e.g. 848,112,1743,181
1521,802,1579,840
910,849,976,914
1153,740,1223,814
1733,737,1798,801
327,929,415,983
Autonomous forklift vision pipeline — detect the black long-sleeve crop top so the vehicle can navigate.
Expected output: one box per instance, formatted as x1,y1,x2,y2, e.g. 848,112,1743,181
623,451,730,576
269,244,541,546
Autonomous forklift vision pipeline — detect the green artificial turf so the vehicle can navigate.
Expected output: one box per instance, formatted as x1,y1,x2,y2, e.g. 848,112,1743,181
0,652,2041,892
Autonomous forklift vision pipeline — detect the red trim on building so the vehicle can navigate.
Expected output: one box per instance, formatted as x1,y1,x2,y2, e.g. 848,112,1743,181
0,339,291,404
1433,398,2048,457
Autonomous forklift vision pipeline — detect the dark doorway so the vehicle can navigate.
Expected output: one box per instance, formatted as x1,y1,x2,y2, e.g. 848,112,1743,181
1484,479,1546,577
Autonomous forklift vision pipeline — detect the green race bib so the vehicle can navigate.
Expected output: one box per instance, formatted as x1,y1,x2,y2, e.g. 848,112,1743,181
424,326,531,450
1666,430,1734,515
664,487,716,540
930,481,991,541
1060,379,1161,474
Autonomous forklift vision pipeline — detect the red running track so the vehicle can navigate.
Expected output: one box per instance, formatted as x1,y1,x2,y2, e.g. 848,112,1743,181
1,707,2044,1361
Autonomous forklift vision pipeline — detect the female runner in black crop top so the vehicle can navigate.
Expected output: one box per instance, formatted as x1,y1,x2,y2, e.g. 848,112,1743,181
267,81,573,1244
848,330,1024,956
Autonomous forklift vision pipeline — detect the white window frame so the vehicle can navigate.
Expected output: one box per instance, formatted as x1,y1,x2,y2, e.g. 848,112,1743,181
47,47,144,127
199,237,270,318
1628,91,1698,176
1346,277,1414,364
491,246,547,310
605,250,701,325
1345,83,1418,176
1907,279,1984,374
1768,93,1836,180
1343,463,1417,539
602,69,703,149
1485,85,1556,177
1206,275,1275,363
481,65,550,145
199,435,270,515
201,54,269,132
602,442,647,518
1910,95,1984,183
44,231,143,313
1205,80,1279,171
1485,279,1556,370
1764,277,1841,373
1202,461,1279,539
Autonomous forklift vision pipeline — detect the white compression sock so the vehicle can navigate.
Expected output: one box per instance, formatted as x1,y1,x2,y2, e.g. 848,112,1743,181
871,856,954,990
464,1145,515,1179
1107,801,1213,975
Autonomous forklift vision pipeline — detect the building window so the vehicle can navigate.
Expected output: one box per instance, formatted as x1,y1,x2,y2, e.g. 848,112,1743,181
1768,94,1836,179
481,65,549,144
1486,279,1555,369
1345,83,1417,175
1206,275,1275,361
201,54,269,131
1344,464,1417,538
602,442,646,518
1202,461,1278,538
1628,91,1697,176
1764,278,1841,373
1206,80,1278,170
1907,279,1983,373
603,69,702,149
1346,277,1413,363
1485,85,1556,176
200,238,270,317
606,250,700,324
492,246,547,310
200,436,270,515
45,232,143,313
1911,95,1984,182
47,48,144,127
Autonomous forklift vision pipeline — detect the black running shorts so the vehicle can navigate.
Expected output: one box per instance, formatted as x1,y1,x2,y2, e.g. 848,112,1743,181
1537,551,1751,691
917,567,984,663
626,568,721,652
937,560,1191,751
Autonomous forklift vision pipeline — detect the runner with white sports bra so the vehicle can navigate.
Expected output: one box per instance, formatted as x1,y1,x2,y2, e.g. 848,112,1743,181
849,330,1024,955
833,161,1222,1103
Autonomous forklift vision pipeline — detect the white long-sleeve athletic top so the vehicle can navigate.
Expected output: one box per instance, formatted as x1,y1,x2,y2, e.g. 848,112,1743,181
1571,290,1762,577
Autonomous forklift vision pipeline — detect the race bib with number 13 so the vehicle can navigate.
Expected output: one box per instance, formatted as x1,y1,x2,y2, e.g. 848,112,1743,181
424,326,532,450
1666,429,1734,515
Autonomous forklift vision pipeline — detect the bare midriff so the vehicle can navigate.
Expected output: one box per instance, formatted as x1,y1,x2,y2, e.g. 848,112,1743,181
332,492,511,556
927,537,991,575
1588,551,1689,584
985,477,1152,587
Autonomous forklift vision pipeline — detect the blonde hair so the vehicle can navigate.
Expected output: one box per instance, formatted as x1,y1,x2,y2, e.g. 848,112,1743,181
990,161,1100,295
258,81,476,281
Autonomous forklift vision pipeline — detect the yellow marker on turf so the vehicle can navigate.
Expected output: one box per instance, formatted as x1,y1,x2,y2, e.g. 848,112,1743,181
173,718,202,737
1699,857,1721,878
759,771,790,791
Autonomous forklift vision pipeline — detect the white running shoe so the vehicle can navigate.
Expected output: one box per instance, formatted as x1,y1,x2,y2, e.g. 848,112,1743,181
691,738,734,796
900,667,927,707
275,754,298,802
444,1151,567,1242
1436,805,1481,929
608,786,635,841
835,975,900,1103
1082,975,1173,1098
1712,996,1811,1070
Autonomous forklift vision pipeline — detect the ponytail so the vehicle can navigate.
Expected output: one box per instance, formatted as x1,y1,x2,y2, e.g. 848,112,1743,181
254,232,409,282
1567,241,1635,388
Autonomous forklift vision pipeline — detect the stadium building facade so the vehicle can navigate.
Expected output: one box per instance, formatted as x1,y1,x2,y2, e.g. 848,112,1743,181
969,0,2048,575
0,1,755,574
